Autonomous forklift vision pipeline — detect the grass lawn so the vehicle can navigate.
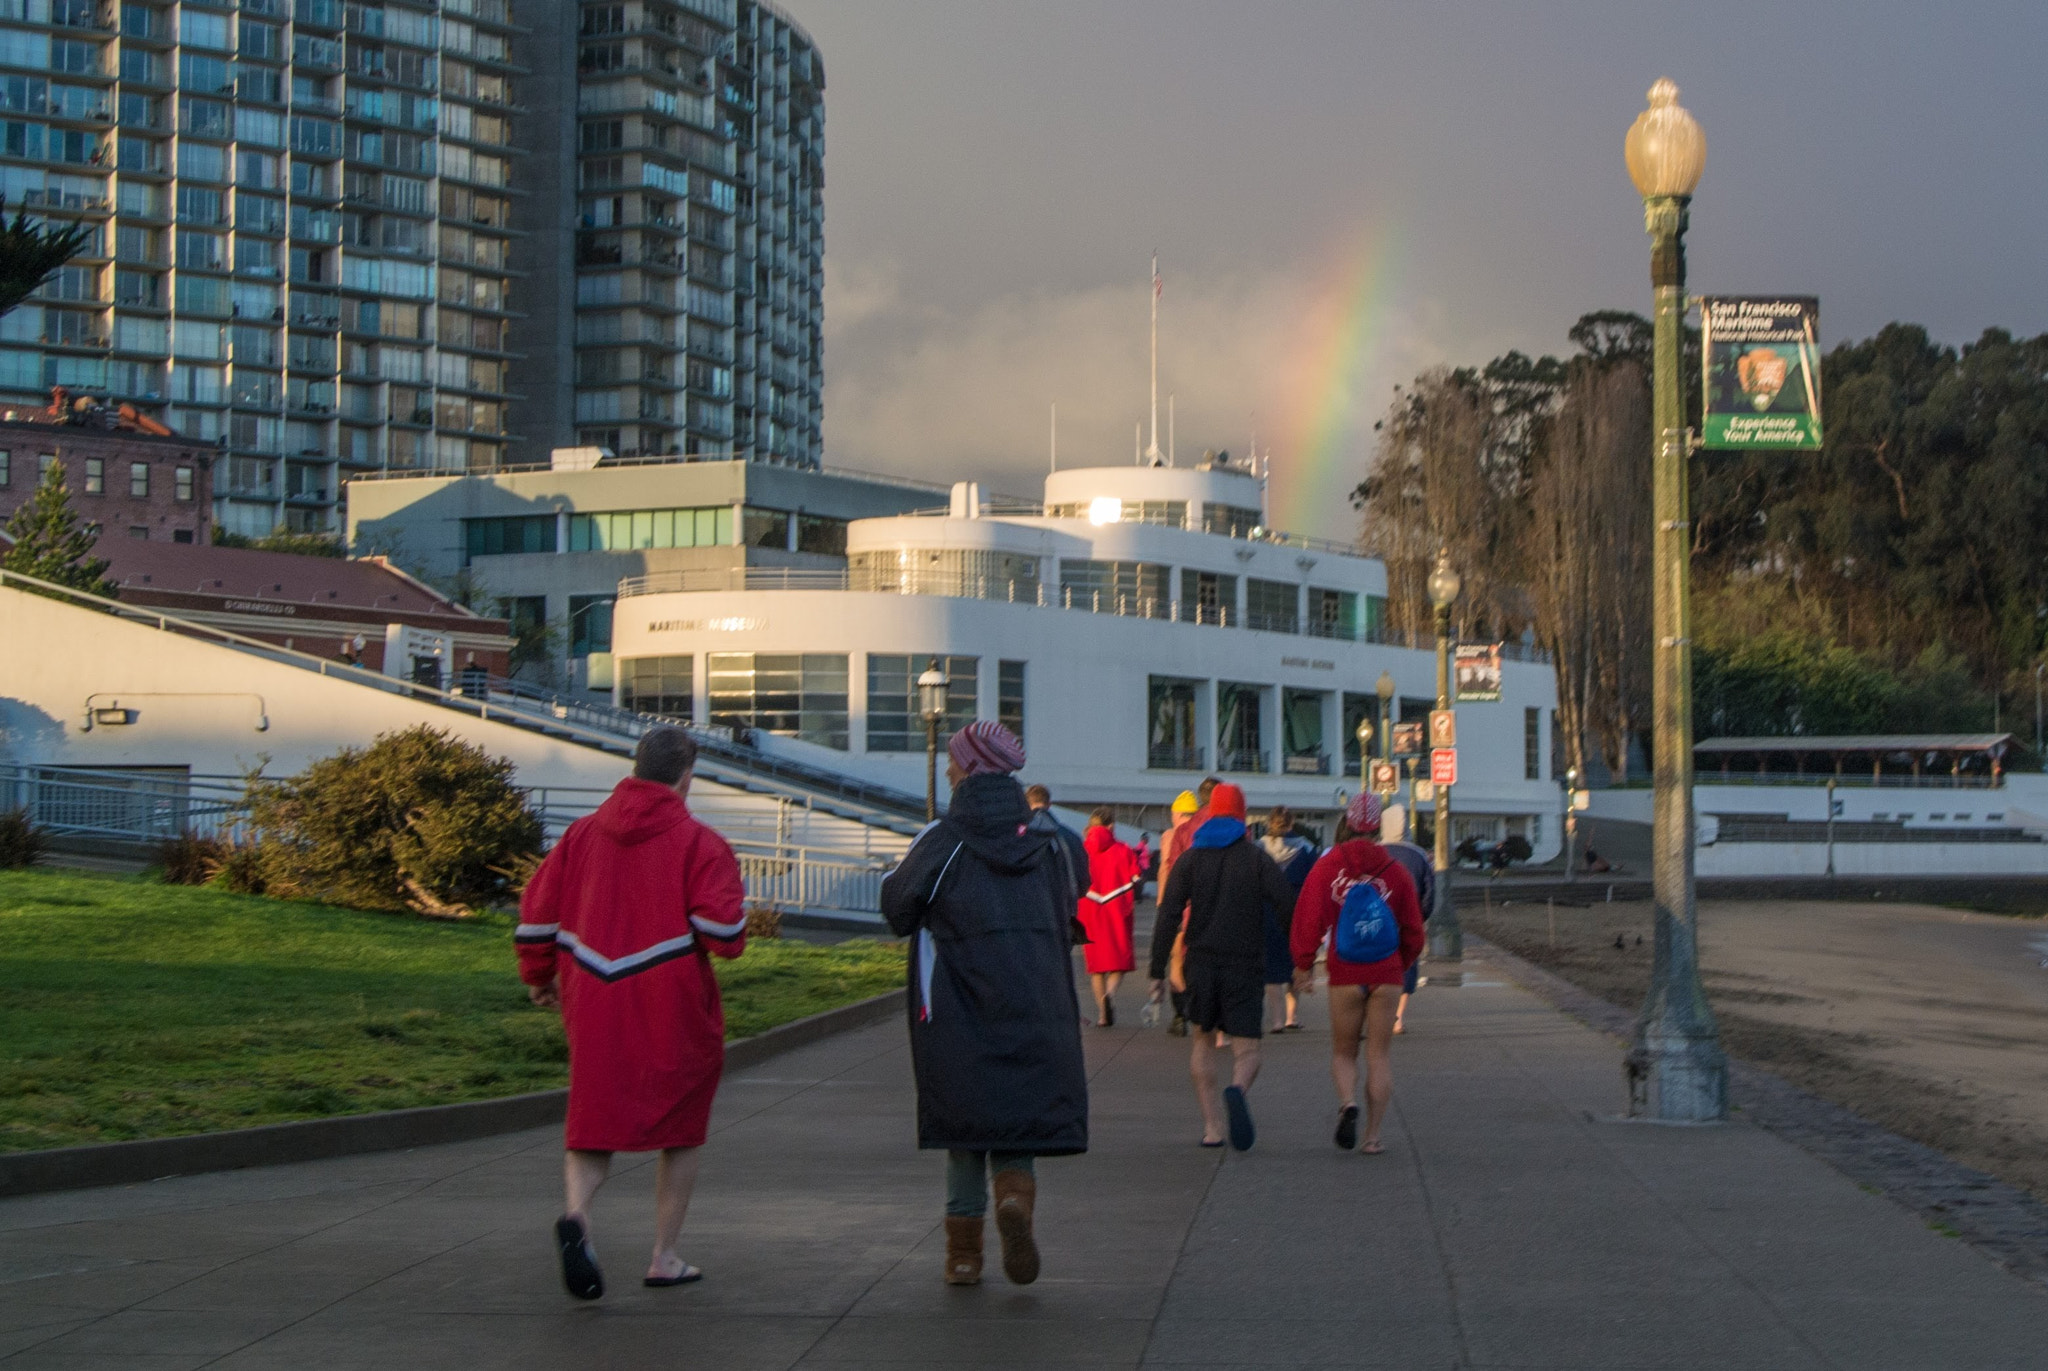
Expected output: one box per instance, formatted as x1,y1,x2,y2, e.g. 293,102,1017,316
0,867,905,1152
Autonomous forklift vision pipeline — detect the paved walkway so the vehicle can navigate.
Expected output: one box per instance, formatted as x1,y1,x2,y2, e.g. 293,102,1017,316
3,945,2044,1369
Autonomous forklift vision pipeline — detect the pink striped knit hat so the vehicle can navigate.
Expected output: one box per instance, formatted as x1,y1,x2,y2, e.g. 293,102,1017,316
947,720,1027,776
1345,790,1384,834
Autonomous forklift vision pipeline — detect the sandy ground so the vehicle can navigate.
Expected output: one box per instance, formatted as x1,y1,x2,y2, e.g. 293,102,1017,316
1464,895,2048,1202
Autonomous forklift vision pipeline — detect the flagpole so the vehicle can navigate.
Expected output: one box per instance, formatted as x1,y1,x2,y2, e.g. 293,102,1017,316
1147,253,1161,464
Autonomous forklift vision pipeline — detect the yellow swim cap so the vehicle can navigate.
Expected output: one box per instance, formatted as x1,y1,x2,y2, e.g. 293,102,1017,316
1170,790,1200,815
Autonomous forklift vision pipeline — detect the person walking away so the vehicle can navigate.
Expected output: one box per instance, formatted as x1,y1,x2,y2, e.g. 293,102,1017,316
1133,830,1154,900
882,721,1089,1287
1077,808,1140,1026
1154,783,1298,1150
516,726,746,1299
1025,783,1053,813
1291,793,1425,1155
1148,779,1218,1034
1259,807,1318,1032
1379,804,1434,1035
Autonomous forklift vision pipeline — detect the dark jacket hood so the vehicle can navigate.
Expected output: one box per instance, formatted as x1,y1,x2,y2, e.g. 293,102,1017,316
593,777,690,845
946,773,1048,874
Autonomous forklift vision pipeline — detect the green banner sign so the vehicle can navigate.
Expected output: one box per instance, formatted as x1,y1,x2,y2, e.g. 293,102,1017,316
1700,296,1821,450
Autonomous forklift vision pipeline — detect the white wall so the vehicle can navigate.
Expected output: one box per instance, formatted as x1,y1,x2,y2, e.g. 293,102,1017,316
1697,841,2048,878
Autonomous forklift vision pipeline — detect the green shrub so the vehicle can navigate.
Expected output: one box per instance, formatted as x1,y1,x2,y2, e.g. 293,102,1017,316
0,808,46,869
239,726,543,916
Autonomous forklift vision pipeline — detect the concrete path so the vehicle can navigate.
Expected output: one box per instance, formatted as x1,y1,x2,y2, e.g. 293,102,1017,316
3,945,2043,1369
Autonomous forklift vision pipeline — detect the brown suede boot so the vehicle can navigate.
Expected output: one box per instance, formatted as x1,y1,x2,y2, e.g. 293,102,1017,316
943,1215,983,1285
991,1169,1040,1286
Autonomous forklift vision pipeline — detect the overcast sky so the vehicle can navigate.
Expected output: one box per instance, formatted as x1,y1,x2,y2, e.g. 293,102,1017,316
792,1,2048,537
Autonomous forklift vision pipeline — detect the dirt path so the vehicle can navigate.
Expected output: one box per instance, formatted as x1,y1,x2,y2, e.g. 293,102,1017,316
1464,895,2048,1201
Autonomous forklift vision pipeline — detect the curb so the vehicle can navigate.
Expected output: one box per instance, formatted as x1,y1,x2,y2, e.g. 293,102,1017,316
1467,935,2048,1292
0,988,905,1200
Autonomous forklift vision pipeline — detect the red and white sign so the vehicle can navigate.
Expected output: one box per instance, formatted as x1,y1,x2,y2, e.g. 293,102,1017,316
1430,748,1458,787
1369,760,1399,794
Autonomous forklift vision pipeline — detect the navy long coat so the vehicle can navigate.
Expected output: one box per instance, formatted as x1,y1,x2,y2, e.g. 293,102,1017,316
880,773,1089,1155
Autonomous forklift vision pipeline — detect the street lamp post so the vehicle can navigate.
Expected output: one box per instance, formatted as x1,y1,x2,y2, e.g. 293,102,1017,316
917,658,948,822
1376,670,1397,789
1354,716,1375,787
1427,547,1462,960
1565,764,1580,882
1624,78,1726,1120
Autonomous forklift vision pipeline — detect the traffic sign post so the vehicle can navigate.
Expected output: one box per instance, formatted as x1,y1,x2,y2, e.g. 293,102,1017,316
1370,760,1399,795
1431,748,1458,788
1429,709,1457,749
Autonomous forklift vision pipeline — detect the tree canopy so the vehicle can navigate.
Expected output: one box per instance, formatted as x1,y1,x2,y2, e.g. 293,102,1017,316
0,198,93,319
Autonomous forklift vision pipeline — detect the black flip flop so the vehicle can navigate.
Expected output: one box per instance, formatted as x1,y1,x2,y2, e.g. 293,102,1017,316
1223,1085,1256,1151
1199,1137,1226,1148
644,1264,704,1288
555,1215,604,1301
1334,1104,1359,1152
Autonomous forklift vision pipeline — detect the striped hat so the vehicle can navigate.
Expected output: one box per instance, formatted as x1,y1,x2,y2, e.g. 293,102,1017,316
947,720,1027,776
1345,790,1384,834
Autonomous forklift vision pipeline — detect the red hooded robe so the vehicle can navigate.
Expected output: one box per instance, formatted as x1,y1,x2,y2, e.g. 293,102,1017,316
1076,825,1139,974
517,778,746,1151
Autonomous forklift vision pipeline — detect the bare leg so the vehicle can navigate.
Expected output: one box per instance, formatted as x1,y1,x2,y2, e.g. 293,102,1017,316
648,1146,702,1280
1393,991,1410,1034
1104,970,1123,1002
1089,972,1108,1022
1284,987,1299,1027
1264,983,1286,1031
1326,984,1366,1109
564,1149,612,1223
1227,1035,1261,1094
1190,1030,1226,1143
1361,987,1400,1151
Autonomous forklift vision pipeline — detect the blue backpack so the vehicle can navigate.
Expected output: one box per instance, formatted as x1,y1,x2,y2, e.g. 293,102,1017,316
1333,864,1400,964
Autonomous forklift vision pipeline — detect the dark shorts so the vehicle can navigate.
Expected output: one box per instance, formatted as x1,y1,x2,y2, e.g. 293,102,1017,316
1182,956,1265,1039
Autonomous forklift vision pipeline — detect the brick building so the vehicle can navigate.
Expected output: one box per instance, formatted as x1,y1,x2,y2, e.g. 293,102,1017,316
0,391,214,546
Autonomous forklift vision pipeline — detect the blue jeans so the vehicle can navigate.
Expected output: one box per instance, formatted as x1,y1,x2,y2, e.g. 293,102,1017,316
945,1150,1035,1217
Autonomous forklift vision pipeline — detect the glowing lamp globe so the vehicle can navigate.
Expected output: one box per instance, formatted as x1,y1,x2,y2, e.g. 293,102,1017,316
1427,548,1463,611
1625,78,1706,199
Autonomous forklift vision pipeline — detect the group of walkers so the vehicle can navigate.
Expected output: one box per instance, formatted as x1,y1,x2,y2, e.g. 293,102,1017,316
516,720,1434,1301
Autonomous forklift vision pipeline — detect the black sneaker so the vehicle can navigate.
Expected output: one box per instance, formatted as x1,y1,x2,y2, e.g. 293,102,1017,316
1168,1014,1188,1037
1334,1104,1359,1152
1102,998,1115,1028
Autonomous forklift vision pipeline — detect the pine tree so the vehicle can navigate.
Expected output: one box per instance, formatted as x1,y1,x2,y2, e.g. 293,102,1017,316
0,197,94,319
2,459,117,597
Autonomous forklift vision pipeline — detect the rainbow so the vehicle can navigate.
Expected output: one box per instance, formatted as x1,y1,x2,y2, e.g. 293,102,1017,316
1268,225,1403,538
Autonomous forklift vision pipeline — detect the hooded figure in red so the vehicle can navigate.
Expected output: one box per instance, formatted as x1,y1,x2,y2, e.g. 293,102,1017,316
517,726,746,1300
1077,809,1139,1024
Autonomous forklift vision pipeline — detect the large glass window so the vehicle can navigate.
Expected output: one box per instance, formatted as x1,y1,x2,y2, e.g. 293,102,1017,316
709,653,848,750
1365,594,1390,642
568,595,613,658
1045,499,1186,528
465,515,556,562
1059,559,1168,616
998,660,1026,743
1202,503,1261,538
796,513,847,555
743,506,790,548
1525,707,1542,781
1246,578,1298,634
620,655,693,721
567,505,732,551
1217,682,1265,774
850,549,1040,603
866,654,977,753
1307,587,1359,641
1148,677,1201,771
1178,569,1237,626
1282,688,1328,774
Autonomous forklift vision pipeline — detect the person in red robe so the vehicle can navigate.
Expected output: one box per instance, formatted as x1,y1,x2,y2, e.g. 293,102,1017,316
516,725,746,1300
1077,808,1139,1026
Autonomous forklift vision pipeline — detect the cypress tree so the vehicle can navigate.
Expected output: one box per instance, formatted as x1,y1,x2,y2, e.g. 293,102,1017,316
2,459,117,598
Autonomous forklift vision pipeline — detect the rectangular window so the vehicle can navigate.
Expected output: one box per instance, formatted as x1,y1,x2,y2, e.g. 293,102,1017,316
463,514,556,563
565,506,730,552
568,595,614,658
1178,569,1237,627
1217,682,1266,774
1365,595,1389,643
743,506,789,548
1307,587,1359,641
998,660,1026,745
1245,578,1299,635
1281,688,1328,774
865,654,977,754
1341,693,1382,777
1525,707,1542,781
175,466,193,501
620,655,692,720
795,513,846,556
1148,677,1200,771
83,457,103,494
0,450,9,487
129,462,149,498
1058,559,1169,616
1201,503,1261,538
710,652,849,751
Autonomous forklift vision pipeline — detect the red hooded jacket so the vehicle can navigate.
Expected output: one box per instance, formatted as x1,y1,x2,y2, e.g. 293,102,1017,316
517,777,746,1151
1290,839,1425,987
